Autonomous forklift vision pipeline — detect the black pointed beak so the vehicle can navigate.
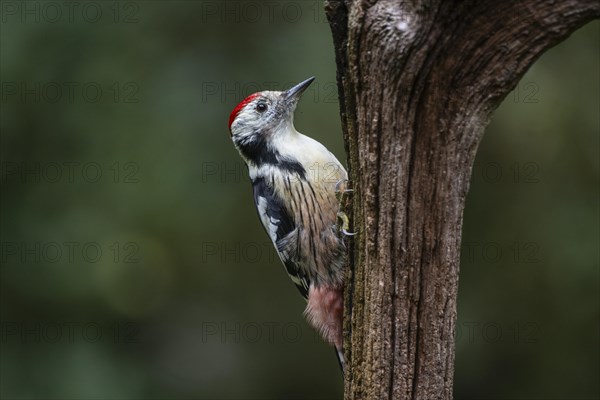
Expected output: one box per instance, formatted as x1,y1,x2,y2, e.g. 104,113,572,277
284,77,315,103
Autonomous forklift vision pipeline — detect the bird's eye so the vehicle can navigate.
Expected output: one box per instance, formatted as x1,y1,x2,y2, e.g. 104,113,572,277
256,102,268,112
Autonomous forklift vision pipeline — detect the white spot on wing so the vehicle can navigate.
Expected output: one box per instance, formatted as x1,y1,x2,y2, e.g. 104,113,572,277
256,196,279,243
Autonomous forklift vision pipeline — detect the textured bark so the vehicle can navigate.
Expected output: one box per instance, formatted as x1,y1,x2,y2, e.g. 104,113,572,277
324,1,599,399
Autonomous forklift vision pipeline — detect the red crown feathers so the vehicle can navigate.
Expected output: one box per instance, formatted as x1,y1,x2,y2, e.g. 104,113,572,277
228,93,260,130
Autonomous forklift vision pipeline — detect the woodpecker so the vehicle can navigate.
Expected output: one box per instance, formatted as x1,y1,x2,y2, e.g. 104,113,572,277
228,77,349,371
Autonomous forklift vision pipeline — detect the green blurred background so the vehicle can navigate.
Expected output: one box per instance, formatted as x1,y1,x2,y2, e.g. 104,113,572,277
0,2,597,399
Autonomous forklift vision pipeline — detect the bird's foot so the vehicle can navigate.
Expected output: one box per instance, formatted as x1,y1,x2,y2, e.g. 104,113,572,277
335,179,356,236
336,211,355,236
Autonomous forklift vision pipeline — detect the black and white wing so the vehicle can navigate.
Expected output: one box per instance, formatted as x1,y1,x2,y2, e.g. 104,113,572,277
252,177,310,298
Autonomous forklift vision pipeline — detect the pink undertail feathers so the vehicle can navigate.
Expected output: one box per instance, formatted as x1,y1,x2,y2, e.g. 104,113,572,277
305,285,345,373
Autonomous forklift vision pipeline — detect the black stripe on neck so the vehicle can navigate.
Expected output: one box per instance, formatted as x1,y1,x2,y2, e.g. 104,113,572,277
236,131,306,179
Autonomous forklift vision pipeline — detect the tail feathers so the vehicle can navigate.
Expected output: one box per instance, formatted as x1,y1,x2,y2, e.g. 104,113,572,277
334,346,345,375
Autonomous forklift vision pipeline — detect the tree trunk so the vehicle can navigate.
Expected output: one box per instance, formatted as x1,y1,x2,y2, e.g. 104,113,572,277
324,1,599,399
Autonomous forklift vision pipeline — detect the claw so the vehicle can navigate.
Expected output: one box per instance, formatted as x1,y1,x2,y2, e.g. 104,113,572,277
342,228,356,236
336,211,356,237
